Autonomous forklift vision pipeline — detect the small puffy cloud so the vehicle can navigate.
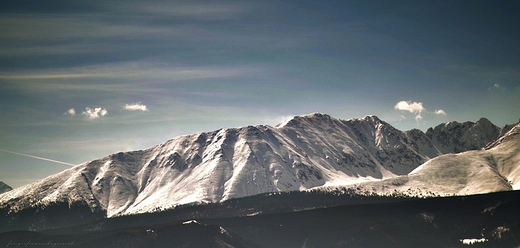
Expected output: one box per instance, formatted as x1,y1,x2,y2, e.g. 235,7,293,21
123,102,148,112
435,109,447,115
82,107,108,119
489,83,506,93
64,108,76,116
394,101,424,115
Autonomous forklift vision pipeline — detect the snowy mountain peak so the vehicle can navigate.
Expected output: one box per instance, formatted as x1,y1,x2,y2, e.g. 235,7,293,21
275,112,333,128
276,113,386,130
306,112,332,119
345,115,388,128
363,115,382,123
345,115,380,122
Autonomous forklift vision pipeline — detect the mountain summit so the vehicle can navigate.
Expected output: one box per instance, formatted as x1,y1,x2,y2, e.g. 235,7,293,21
0,114,515,218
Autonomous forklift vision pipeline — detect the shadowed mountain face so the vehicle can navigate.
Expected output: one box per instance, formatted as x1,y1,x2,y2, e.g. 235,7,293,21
0,114,516,225
1,190,520,248
405,117,503,157
424,118,501,154
0,182,11,194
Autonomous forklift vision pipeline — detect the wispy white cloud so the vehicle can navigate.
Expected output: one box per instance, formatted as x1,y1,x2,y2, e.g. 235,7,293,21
0,73,112,80
0,63,252,81
0,63,257,98
82,107,108,119
135,3,249,20
0,15,178,41
435,109,447,115
123,102,148,112
0,43,101,57
488,83,507,93
414,113,423,123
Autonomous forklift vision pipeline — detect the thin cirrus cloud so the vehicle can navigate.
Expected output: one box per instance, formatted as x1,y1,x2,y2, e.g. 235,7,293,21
134,2,248,20
0,15,178,41
0,64,254,96
82,107,108,120
123,102,148,112
0,64,252,81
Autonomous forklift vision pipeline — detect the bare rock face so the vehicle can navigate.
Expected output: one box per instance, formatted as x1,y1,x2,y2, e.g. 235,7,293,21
424,118,501,153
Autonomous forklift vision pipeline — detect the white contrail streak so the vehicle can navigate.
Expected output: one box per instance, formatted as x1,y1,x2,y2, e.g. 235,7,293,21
0,148,77,167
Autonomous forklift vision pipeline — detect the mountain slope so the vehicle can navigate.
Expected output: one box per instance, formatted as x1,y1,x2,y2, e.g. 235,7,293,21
3,190,520,247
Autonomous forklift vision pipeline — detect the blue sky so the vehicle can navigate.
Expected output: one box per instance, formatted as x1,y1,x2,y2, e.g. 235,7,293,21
1,0,519,188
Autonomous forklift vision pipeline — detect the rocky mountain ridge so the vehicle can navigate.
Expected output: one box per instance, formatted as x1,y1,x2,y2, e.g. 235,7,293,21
319,121,520,197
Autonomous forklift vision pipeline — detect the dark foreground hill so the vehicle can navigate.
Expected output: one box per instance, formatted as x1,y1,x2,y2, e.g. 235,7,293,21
1,190,519,248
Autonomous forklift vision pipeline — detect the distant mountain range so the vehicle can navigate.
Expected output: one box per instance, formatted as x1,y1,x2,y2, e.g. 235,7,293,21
1,113,518,229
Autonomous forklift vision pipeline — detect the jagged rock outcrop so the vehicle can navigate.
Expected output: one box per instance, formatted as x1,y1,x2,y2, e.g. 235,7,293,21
425,118,501,153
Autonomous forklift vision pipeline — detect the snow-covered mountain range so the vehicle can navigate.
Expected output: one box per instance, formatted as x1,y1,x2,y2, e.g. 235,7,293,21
0,113,518,218
329,122,520,197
